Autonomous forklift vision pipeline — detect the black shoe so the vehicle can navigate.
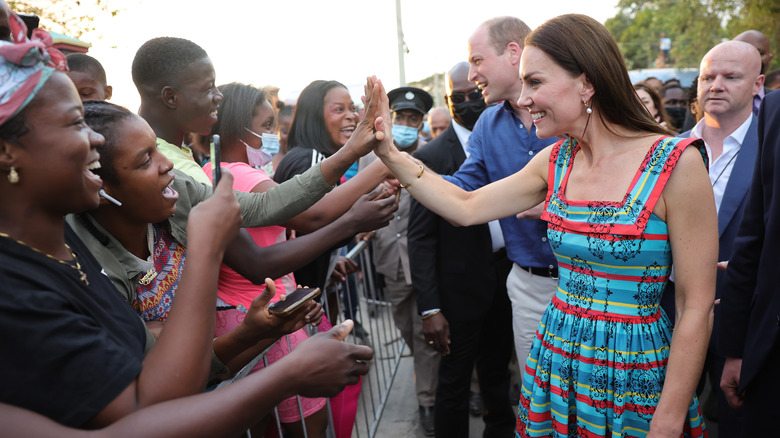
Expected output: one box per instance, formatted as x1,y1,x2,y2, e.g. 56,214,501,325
469,391,484,417
419,405,435,437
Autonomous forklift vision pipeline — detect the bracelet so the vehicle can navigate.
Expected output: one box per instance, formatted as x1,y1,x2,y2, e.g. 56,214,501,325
422,309,441,320
399,164,425,190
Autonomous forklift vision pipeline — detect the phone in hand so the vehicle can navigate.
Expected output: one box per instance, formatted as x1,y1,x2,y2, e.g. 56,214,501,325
267,287,321,316
210,134,222,187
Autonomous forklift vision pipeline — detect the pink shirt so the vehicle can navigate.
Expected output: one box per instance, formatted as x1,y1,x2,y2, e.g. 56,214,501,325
203,161,294,308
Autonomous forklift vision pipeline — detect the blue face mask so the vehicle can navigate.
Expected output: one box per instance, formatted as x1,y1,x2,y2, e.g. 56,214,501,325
392,124,420,148
243,128,280,168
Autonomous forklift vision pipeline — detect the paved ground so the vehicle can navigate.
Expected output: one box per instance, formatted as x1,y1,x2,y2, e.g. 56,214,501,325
370,346,485,438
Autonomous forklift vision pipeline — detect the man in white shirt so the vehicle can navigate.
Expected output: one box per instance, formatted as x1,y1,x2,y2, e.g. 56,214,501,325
663,40,763,437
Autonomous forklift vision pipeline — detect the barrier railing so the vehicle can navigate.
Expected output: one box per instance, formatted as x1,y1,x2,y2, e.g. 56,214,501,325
220,241,404,438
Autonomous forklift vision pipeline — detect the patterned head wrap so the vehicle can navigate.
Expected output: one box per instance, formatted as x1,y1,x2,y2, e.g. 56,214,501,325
0,3,68,126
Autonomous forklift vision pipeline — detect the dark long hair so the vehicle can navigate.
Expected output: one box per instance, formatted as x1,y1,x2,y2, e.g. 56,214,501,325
287,80,347,156
633,83,673,129
212,82,268,147
526,14,671,137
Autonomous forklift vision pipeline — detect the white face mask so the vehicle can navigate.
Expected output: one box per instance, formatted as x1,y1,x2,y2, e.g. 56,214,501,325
242,128,280,168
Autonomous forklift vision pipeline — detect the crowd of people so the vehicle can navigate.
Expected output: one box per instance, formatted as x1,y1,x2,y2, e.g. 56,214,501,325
1,1,779,437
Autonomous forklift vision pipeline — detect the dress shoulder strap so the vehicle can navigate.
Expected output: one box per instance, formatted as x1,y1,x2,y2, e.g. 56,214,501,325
541,138,574,218
626,136,707,231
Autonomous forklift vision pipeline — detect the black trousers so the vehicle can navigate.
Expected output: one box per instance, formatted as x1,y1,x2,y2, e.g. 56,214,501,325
434,253,515,438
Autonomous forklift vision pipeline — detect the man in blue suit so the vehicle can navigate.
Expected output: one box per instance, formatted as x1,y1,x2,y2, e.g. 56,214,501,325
718,50,780,438
662,40,763,435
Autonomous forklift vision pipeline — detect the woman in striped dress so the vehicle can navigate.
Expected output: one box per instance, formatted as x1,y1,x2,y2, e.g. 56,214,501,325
371,14,716,438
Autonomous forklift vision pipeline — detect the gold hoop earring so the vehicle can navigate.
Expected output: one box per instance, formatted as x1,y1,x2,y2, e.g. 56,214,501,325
8,166,18,184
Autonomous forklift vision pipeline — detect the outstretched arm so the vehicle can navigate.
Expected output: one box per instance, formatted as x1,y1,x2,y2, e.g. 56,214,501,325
250,159,393,234
649,146,718,437
377,140,550,227
86,173,243,428
222,188,397,283
212,278,324,375
369,76,549,226
2,322,372,438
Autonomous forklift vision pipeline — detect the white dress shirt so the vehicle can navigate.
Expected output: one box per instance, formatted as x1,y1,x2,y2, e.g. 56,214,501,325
691,114,752,213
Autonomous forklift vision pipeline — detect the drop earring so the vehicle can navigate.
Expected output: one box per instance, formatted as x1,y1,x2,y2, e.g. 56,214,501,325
8,166,18,184
584,100,592,114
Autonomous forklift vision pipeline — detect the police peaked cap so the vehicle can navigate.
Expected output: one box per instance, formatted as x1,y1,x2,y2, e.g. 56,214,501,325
387,87,434,115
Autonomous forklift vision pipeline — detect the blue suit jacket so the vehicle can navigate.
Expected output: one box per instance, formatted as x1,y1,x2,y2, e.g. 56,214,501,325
676,118,758,350
719,92,780,393
681,115,759,277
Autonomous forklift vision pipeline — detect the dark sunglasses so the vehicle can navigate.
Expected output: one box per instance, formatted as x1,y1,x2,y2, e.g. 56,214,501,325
449,88,483,104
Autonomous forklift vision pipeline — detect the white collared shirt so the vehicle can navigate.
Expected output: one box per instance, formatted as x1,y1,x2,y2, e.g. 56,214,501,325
452,121,506,252
691,114,752,213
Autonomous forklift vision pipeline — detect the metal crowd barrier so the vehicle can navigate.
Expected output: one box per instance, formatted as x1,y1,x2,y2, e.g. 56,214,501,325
219,240,405,438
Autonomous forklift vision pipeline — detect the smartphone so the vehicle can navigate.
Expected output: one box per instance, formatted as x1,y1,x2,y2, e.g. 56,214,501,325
18,14,39,38
267,287,321,316
210,134,222,187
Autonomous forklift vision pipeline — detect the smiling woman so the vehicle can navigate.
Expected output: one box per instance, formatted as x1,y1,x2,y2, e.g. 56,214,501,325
273,79,361,293
372,13,717,438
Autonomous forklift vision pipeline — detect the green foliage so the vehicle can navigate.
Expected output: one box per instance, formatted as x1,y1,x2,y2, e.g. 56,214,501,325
606,0,780,71
409,72,447,108
8,0,120,38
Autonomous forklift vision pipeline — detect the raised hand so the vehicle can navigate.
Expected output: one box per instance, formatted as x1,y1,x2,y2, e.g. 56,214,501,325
339,76,388,159
287,320,373,397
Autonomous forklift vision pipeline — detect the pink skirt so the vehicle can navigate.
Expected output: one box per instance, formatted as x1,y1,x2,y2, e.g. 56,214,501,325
215,308,326,422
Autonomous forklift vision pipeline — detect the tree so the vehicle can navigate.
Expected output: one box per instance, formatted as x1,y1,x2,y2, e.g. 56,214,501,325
8,0,119,39
726,0,780,71
409,72,447,108
606,0,726,69
607,0,780,72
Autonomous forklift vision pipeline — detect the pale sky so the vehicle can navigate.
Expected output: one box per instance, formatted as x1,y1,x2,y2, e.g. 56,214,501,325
83,0,620,110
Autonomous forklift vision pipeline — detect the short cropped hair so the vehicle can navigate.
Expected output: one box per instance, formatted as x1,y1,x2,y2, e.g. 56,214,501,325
661,83,684,97
131,37,207,90
66,53,107,84
481,16,532,54
764,68,780,89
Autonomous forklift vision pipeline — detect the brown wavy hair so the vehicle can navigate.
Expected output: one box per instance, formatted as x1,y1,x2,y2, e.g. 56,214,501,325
633,83,673,129
525,14,672,137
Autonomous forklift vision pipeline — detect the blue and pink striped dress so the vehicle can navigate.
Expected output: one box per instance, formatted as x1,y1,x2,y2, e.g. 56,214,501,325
516,136,708,438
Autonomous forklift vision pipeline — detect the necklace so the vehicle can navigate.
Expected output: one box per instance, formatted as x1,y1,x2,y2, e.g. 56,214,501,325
711,150,740,188
0,232,89,285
